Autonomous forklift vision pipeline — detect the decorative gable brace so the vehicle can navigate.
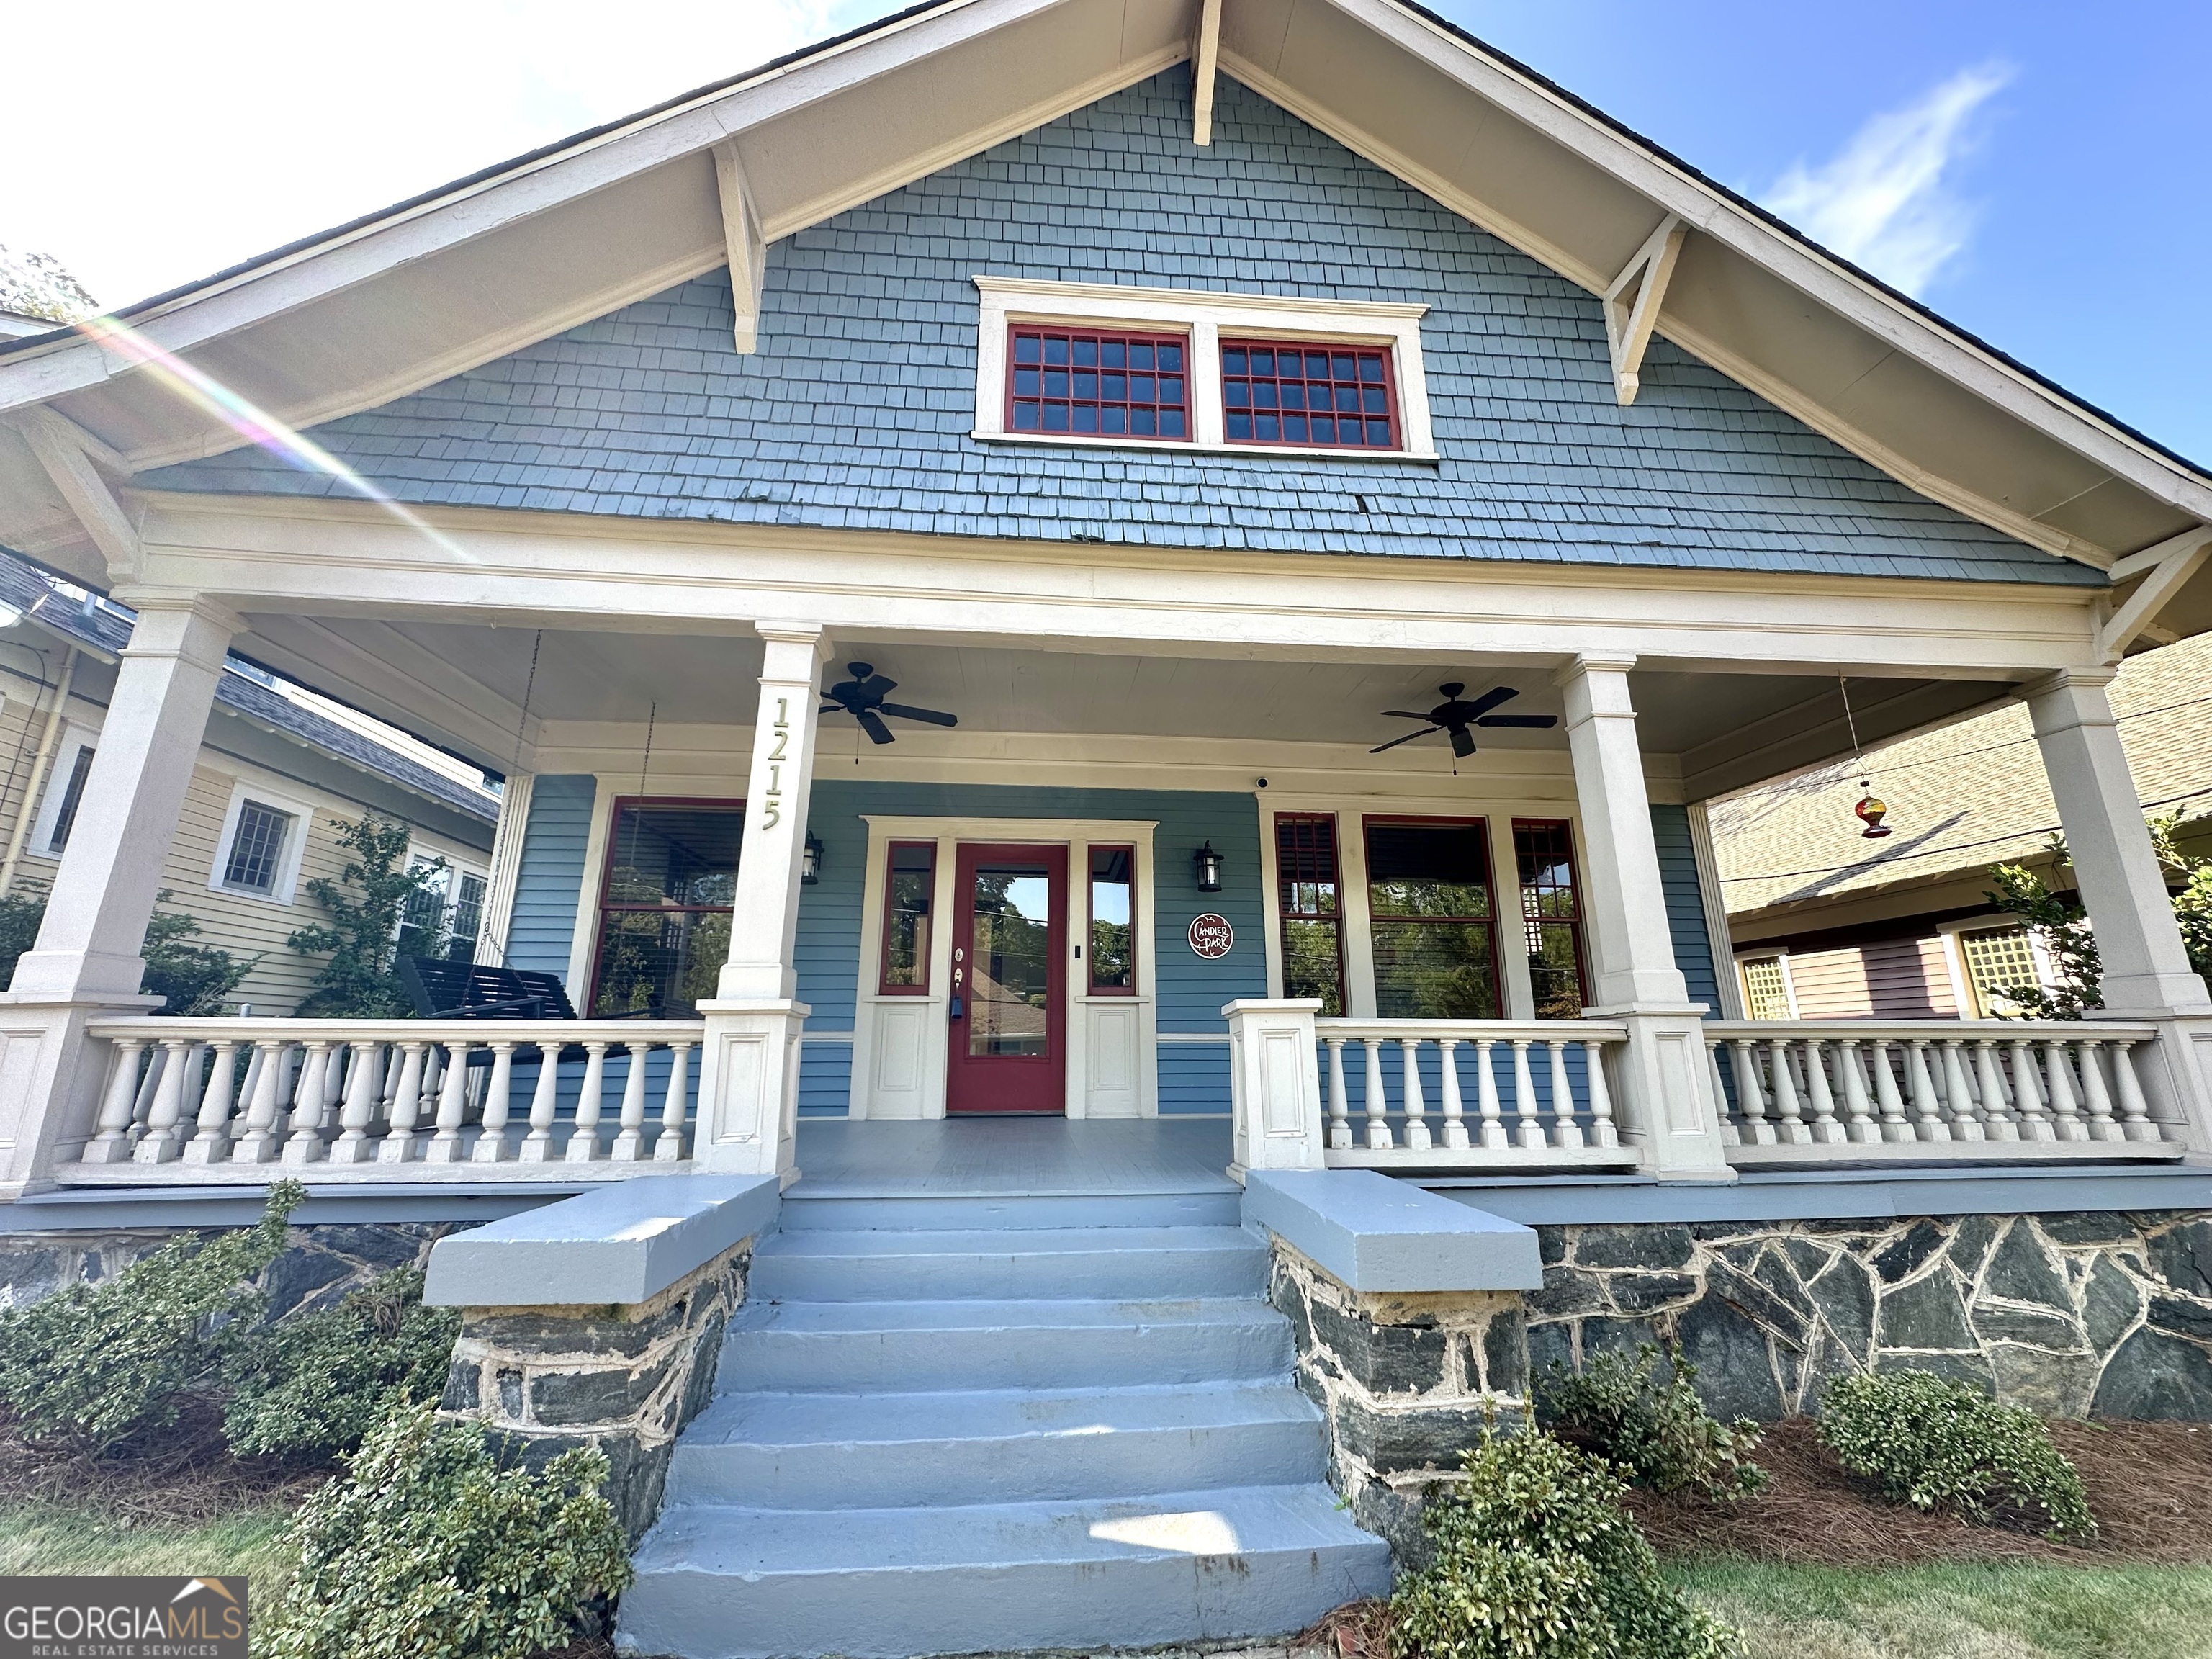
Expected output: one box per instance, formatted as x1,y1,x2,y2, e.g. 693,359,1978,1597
9,408,141,583
714,140,768,354
1603,215,1686,407
2100,526,2212,659
1192,0,1223,145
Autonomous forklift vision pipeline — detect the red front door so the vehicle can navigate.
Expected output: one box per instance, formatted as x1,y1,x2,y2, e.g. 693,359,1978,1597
946,844,1067,1115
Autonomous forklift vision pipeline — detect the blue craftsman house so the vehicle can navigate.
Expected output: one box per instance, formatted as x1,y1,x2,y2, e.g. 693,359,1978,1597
3,2,2212,1653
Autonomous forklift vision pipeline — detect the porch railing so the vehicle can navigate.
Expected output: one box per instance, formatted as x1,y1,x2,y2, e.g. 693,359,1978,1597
1701,1020,2187,1161
1315,1017,1638,1171
66,1018,710,1183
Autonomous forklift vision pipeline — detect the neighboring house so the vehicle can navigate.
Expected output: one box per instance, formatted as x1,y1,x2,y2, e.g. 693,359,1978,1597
3,5,2212,1651
1712,632,2212,1020
0,549,499,1010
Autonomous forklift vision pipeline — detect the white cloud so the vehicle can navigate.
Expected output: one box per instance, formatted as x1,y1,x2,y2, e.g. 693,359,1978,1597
0,0,884,309
1764,63,2013,297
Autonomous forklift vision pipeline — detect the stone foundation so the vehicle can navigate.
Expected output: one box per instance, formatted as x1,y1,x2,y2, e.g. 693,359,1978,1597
1267,1238,1527,1560
0,1221,454,1316
439,1240,750,1539
1528,1212,2212,1423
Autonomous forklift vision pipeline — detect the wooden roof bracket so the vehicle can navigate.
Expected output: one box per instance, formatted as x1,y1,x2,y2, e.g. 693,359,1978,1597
9,408,141,583
714,139,768,354
1192,0,1223,145
2099,524,2212,660
1603,213,1686,407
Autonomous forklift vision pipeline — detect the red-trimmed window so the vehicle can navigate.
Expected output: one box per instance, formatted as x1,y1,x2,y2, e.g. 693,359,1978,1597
878,842,938,994
1008,325,1190,439
1274,813,1345,1015
1513,819,1588,1018
1089,845,1137,994
1363,817,1501,1018
589,798,743,1017
1223,340,1398,449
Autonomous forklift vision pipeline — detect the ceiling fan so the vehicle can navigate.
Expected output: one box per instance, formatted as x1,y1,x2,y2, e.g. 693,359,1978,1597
822,662,959,745
1370,683,1557,758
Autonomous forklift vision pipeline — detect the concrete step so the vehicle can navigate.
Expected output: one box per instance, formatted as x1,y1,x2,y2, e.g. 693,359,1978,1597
665,1380,1326,1509
747,1224,1267,1302
720,1295,1292,1392
774,1189,1243,1231
619,1483,1393,1659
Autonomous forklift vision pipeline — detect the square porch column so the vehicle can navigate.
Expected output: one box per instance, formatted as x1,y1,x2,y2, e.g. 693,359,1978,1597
2026,667,2212,1146
1557,653,1732,1179
0,595,239,1192
696,623,832,1183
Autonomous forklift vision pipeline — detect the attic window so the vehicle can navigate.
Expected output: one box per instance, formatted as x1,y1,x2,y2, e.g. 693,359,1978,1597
973,276,1435,461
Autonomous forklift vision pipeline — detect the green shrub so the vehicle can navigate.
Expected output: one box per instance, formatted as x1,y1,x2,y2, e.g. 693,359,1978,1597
0,1182,304,1452
1390,1424,1741,1659
263,1406,632,1659
1537,1343,1768,1501
221,1267,459,1460
1816,1370,2095,1542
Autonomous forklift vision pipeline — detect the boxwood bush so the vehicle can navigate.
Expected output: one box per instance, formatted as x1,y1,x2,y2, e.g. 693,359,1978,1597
263,1406,632,1659
1817,1370,2095,1542
1390,1424,1741,1659
1537,1344,1768,1501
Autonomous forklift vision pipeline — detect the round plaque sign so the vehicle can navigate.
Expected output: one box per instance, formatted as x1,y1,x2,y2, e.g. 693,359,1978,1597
1187,913,1234,960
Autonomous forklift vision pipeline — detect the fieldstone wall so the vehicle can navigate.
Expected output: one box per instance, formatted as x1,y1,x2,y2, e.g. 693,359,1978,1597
0,1221,452,1316
439,1241,750,1539
1267,1240,1527,1560
1527,1213,2212,1423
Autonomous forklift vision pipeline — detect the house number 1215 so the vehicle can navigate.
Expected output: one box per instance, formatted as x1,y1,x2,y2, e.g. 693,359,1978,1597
761,698,788,829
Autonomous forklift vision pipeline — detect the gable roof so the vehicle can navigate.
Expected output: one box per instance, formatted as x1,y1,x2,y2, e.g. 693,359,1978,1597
0,0,2203,594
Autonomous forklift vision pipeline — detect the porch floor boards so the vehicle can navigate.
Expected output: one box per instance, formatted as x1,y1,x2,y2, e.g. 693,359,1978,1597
789,1117,1236,1199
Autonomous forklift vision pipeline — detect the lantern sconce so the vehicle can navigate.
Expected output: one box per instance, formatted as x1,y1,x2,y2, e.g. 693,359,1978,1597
1193,840,1224,894
801,831,824,885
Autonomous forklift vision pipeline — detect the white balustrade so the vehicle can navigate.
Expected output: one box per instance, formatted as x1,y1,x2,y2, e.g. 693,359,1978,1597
1314,1020,1634,1169
69,1019,709,1182
1704,1021,2180,1162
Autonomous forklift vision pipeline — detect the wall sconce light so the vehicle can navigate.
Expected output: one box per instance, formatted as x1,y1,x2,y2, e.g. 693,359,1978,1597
1193,840,1223,893
801,831,824,885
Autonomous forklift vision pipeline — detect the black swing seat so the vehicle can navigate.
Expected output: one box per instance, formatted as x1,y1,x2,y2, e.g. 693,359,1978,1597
397,958,659,1067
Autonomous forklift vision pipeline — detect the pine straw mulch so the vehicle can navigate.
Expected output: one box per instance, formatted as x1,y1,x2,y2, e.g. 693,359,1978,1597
0,1396,332,1527
1623,1416,2212,1567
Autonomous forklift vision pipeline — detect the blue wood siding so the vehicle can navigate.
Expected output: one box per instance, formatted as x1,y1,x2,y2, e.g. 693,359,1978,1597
505,774,595,985
1651,803,1722,1017
147,72,2078,590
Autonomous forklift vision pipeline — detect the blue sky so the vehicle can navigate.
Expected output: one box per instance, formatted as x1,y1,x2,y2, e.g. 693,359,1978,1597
1,0,2202,464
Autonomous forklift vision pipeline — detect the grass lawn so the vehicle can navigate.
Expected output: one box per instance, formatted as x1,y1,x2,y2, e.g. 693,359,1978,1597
0,1497,298,1588
1672,1560,2212,1659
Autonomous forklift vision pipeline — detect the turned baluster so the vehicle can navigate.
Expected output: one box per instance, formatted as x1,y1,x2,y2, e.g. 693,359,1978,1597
1585,1039,1619,1148
2043,1038,2088,1142
1869,1040,1912,1142
518,1041,562,1162
181,1039,240,1165
1546,1040,1583,1151
1905,1040,1949,1141
1437,1039,1470,1151
329,1041,385,1164
1511,1039,1544,1149
472,1042,519,1162
1803,1039,1845,1144
281,1042,334,1165
135,1039,193,1163
1767,1039,1808,1143
1325,1040,1352,1151
1837,1040,1877,1143
426,1041,473,1162
377,1041,429,1163
1941,1040,1984,1141
567,1041,610,1163
2112,1040,2161,1142
2077,1040,2123,1142
654,1041,693,1161
1474,1038,1508,1150
1398,1039,1431,1151
1707,1043,1739,1146
2008,1038,2053,1141
1362,1039,1392,1151
82,1039,148,1164
1974,1040,2018,1141
1731,1039,1773,1144
611,1043,652,1161
233,1041,289,1162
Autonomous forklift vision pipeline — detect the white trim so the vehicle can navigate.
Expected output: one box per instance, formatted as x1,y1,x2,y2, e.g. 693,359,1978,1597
1684,801,1745,1018
205,778,316,906
402,843,492,956
1732,949,1800,1020
849,814,1159,1121
971,275,1437,459
565,778,619,999
27,719,99,859
475,773,533,967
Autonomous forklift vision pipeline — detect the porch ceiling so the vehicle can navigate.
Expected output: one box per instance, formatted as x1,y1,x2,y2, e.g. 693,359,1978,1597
228,611,2013,800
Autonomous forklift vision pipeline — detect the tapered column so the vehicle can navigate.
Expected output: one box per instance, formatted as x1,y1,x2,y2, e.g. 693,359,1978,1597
698,621,831,1183
1557,653,1731,1180
2026,667,2212,1146
0,596,239,1192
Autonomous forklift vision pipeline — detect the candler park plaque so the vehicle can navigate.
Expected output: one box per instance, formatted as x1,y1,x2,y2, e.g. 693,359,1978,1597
1187,914,1233,959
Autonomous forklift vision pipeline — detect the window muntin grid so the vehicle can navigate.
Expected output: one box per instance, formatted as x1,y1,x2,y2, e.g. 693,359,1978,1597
222,801,292,894
1221,339,1398,449
1741,958,1791,1021
1274,813,1344,1016
1007,326,1189,439
451,871,487,962
1513,819,1588,1019
1961,927,2041,1017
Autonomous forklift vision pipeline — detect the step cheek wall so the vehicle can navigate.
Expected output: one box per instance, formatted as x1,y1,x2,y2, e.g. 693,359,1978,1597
437,1241,751,1540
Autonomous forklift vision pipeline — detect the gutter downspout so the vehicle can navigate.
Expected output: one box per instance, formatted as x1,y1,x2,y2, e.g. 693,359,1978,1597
0,645,77,895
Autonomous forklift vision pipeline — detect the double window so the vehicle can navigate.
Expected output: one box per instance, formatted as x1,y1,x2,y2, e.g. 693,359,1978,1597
399,855,490,963
589,799,744,1017
1271,811,1588,1020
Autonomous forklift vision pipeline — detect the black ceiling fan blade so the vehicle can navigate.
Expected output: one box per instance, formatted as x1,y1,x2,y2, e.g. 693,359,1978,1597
1379,710,1437,721
1369,727,1438,755
1449,724,1478,759
879,702,958,728
1458,685,1519,719
1476,714,1558,728
859,675,898,699
856,709,896,745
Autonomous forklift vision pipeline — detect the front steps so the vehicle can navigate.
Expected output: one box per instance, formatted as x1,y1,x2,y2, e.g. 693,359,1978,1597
617,1191,1392,1658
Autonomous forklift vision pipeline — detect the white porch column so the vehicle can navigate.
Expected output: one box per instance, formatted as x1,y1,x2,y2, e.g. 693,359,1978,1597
0,596,238,1190
2026,667,2212,1145
1223,998,1326,1181
1557,653,1732,1179
696,622,832,1182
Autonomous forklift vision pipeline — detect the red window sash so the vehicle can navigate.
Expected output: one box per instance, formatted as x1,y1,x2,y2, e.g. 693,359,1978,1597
878,840,938,997
1219,337,1401,451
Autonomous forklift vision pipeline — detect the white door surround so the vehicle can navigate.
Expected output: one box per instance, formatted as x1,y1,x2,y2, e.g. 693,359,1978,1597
848,816,1159,1121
